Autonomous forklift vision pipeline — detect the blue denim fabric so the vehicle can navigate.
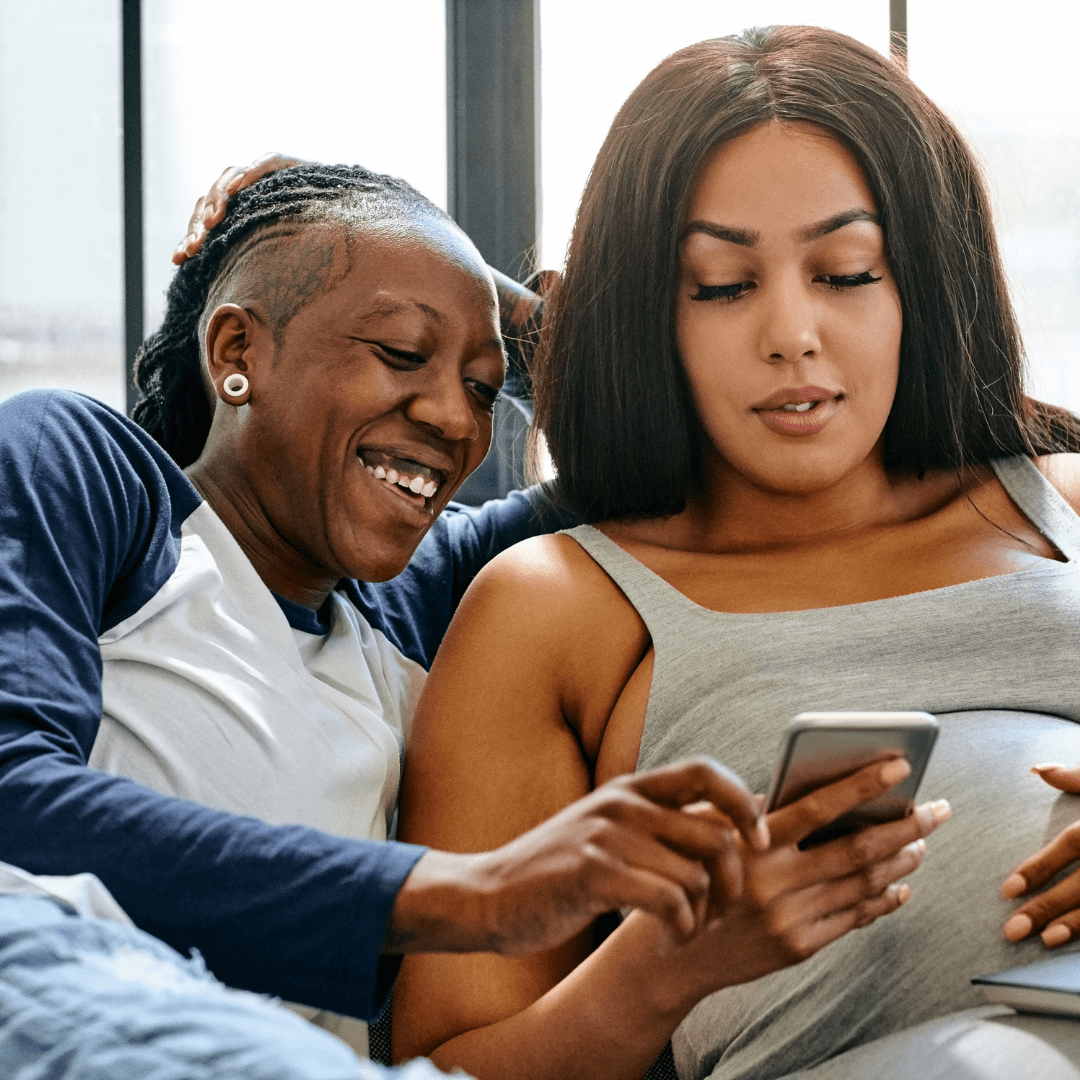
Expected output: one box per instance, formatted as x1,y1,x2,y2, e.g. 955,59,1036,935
0,897,458,1080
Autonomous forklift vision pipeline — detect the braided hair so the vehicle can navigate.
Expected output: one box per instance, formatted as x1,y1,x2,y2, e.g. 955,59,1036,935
133,164,449,468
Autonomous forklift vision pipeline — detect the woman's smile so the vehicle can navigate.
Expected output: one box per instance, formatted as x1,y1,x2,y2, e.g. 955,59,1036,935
357,446,449,511
190,217,505,602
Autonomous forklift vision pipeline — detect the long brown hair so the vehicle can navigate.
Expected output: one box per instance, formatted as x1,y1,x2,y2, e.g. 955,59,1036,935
534,25,1080,522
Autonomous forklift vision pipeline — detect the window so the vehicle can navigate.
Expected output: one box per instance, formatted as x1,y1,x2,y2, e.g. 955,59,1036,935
540,0,889,269
142,0,446,335
0,0,124,409
3,1,1077,422
909,0,1080,413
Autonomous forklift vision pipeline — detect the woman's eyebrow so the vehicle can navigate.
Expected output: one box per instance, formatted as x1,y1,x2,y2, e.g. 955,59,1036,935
798,208,880,241
681,208,879,248
362,297,444,323
681,221,758,247
356,298,503,354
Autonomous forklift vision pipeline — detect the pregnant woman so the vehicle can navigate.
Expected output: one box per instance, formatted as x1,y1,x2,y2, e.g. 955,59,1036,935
393,24,1080,1080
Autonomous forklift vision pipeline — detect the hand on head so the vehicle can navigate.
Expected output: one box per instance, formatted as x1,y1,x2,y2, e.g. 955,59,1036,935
1000,763,1080,948
171,152,305,265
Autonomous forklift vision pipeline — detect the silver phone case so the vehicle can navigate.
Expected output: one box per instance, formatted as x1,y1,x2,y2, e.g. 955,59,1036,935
764,711,939,847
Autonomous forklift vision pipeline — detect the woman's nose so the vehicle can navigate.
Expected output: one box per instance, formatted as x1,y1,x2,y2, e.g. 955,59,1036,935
759,280,822,364
406,369,483,444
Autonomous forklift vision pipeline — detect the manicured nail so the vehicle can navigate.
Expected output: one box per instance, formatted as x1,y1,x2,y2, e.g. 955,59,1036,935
1001,873,1027,899
881,758,911,785
895,883,911,904
1043,924,1071,947
1004,913,1033,941
754,817,770,851
1032,763,1067,775
929,799,951,824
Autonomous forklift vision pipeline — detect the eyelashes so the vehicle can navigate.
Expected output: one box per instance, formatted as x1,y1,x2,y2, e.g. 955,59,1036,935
691,282,749,302
468,380,501,410
822,271,883,291
377,344,502,411
378,344,426,365
691,270,883,303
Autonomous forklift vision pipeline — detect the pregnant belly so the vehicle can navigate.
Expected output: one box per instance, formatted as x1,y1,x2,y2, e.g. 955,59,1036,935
673,710,1080,1080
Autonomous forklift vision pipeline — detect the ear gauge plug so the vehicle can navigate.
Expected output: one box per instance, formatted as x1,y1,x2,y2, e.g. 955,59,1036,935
223,373,249,399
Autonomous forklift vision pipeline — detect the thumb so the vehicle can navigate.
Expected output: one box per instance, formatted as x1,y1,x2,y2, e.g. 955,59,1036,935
1031,763,1080,794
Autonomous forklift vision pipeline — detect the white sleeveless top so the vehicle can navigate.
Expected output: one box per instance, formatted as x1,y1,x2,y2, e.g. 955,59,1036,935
566,457,1080,1080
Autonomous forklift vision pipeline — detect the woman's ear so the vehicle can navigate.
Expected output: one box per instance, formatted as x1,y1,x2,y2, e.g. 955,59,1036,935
204,303,264,407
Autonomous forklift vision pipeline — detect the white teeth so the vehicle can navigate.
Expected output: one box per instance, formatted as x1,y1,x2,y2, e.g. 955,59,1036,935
782,402,814,412
363,457,440,501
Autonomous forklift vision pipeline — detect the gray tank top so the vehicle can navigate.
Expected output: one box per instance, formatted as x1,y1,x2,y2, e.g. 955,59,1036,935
565,457,1080,1080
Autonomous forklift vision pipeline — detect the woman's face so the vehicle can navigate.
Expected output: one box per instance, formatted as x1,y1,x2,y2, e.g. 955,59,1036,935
223,217,504,584
675,121,902,497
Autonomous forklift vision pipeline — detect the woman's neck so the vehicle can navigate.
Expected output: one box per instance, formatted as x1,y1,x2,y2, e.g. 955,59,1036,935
612,454,957,556
185,461,338,611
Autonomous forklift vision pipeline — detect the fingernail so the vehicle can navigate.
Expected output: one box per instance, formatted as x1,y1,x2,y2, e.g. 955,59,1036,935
754,817,771,851
902,838,926,861
1001,873,1026,898
929,799,951,824
1043,924,1071,947
895,883,911,904
1004,913,1033,941
1032,764,1067,775
881,758,912,785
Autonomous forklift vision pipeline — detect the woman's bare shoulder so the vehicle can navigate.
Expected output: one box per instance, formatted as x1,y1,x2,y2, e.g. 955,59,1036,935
470,531,632,615
446,531,651,743
1035,454,1080,515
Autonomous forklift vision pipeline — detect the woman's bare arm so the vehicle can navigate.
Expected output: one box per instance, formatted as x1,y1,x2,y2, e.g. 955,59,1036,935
393,536,949,1079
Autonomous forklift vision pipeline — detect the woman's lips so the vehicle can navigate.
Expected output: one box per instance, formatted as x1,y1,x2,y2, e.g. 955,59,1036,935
752,385,839,410
753,395,842,436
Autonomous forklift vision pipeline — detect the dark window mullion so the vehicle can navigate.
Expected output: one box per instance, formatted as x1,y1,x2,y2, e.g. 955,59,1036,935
446,0,540,503
121,0,143,415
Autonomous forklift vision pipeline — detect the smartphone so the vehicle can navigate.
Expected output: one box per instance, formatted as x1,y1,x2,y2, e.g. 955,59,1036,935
764,711,939,848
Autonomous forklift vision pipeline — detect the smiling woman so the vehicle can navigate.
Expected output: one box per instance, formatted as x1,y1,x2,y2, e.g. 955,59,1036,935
2,161,853,1077
136,167,505,599
186,222,505,597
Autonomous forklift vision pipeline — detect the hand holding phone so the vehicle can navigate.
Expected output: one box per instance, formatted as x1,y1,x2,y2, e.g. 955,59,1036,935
764,711,939,847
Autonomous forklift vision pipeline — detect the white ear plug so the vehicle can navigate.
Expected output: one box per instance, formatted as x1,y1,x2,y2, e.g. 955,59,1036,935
223,373,249,398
